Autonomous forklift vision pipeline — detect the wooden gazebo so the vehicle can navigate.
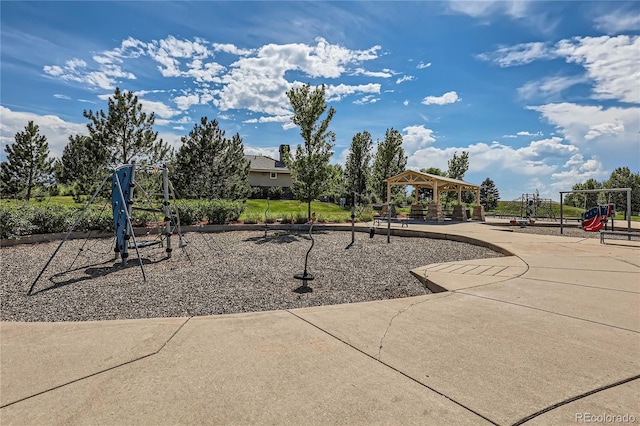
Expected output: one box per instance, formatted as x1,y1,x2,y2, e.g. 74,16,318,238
382,170,484,221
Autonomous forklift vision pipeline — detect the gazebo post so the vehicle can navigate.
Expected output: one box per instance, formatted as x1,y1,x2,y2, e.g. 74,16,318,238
387,182,392,203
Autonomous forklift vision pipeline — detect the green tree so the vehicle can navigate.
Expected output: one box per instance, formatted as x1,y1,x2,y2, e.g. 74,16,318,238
447,151,471,204
171,117,250,200
417,167,445,202
55,135,110,196
568,179,602,210
83,87,171,166
0,121,54,200
479,177,500,211
345,131,373,195
605,167,640,216
285,83,336,219
371,128,407,201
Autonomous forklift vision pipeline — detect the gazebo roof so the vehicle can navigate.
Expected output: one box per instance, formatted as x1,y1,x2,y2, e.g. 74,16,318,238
383,170,480,191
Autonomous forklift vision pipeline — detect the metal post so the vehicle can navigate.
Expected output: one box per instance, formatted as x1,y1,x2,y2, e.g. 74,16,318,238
387,202,391,244
347,191,355,249
560,193,564,235
163,166,172,257
27,173,111,295
627,189,632,240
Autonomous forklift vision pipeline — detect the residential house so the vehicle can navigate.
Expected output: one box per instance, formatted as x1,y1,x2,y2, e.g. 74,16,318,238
244,145,292,199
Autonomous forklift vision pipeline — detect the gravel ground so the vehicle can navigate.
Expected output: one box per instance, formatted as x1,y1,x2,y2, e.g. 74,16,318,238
1,229,503,322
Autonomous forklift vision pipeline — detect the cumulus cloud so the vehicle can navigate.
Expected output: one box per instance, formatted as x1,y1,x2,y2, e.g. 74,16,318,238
421,91,460,105
351,68,393,78
549,154,608,192
0,106,87,158
517,75,588,101
401,125,436,153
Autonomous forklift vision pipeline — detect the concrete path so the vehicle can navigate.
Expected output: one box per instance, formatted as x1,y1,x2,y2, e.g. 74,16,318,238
1,221,639,425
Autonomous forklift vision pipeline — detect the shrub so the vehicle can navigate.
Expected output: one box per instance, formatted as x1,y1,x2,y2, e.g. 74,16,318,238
174,201,203,226
202,200,244,224
0,205,31,238
29,205,72,234
268,186,283,200
76,206,114,232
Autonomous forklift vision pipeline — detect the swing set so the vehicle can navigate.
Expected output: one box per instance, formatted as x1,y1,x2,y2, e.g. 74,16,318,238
559,188,632,236
27,164,186,295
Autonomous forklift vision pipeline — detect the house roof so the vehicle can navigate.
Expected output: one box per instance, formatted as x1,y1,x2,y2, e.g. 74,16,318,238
244,155,290,173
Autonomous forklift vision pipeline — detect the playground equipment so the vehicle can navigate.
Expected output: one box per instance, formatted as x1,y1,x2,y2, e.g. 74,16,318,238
582,204,614,232
293,213,316,293
498,193,557,220
27,164,184,295
264,197,270,238
345,191,376,249
559,188,632,237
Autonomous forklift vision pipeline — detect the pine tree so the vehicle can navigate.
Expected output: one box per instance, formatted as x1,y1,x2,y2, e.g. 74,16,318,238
344,131,373,195
479,177,500,211
83,87,171,166
0,121,53,200
55,135,110,196
285,83,335,219
371,128,406,201
171,117,250,200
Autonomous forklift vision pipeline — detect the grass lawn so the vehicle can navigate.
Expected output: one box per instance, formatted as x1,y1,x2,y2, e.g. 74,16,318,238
241,199,355,223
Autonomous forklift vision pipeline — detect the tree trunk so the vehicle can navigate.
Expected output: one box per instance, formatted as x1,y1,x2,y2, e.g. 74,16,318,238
307,201,311,221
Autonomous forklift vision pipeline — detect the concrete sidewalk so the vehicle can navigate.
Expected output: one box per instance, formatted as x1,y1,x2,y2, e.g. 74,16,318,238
1,222,639,425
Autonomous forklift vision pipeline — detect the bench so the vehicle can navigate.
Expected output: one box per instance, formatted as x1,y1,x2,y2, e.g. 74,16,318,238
373,214,409,227
600,230,639,244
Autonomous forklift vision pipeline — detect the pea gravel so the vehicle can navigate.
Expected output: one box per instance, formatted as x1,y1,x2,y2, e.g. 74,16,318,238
1,229,504,322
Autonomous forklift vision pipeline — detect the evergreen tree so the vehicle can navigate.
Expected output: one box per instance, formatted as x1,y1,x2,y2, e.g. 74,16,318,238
371,128,406,201
83,87,171,166
285,83,336,219
480,177,500,211
344,131,373,195
55,135,110,196
0,121,53,200
171,117,250,200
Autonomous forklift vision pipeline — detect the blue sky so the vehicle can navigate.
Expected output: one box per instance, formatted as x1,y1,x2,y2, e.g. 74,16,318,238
1,1,638,201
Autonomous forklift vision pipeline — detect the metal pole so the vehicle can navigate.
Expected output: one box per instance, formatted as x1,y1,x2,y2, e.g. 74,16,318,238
627,189,632,240
347,191,355,249
27,173,112,295
560,192,564,235
387,202,391,244
163,166,172,257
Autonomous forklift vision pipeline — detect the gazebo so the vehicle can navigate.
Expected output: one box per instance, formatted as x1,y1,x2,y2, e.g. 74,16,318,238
382,170,485,222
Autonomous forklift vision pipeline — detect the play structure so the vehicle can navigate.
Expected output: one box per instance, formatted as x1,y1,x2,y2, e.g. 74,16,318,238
27,164,185,295
559,188,632,237
498,193,557,221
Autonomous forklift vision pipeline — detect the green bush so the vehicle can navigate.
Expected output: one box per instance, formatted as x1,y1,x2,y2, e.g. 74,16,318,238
268,186,283,200
75,207,114,232
174,201,203,226
28,205,72,234
0,205,31,238
202,200,245,224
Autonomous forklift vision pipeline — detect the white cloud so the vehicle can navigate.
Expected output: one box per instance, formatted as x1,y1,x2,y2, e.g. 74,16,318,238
421,91,460,105
0,106,86,158
53,94,71,100
477,42,555,67
593,9,640,34
527,103,640,147
243,145,279,159
549,154,608,192
325,83,381,102
516,131,543,137
416,62,431,69
555,35,640,103
353,95,380,105
403,100,409,106
448,0,530,19
401,125,436,152
396,75,414,84
482,35,639,104
351,68,393,78
243,115,290,124
173,94,200,111
137,98,180,119
517,75,588,101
